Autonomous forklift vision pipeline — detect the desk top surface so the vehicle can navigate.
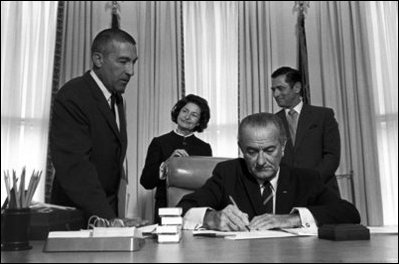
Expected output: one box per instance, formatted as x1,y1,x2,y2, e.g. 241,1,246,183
1,232,398,263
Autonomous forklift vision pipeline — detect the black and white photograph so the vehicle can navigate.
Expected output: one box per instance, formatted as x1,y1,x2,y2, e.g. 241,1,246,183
1,1,397,262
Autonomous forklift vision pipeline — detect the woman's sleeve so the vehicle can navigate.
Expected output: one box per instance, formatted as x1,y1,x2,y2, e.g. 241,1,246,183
140,138,164,189
207,143,213,156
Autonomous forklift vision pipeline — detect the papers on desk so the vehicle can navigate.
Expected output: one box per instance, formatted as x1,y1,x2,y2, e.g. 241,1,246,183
367,225,398,234
136,224,158,237
224,230,296,240
282,226,318,236
193,230,236,237
193,227,317,240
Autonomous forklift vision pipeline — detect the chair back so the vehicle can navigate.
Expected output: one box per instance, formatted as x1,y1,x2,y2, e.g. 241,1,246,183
165,156,230,207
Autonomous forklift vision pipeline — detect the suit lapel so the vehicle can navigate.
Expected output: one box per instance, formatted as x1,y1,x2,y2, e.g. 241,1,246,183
276,110,294,151
240,164,265,216
83,72,122,143
295,104,313,149
275,166,295,214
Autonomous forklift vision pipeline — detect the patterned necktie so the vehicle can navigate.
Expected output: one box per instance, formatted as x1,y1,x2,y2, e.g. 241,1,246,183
261,181,273,214
287,109,298,145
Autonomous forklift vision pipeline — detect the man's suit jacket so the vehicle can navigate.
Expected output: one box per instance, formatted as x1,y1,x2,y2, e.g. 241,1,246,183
50,71,127,220
276,104,340,195
178,159,360,225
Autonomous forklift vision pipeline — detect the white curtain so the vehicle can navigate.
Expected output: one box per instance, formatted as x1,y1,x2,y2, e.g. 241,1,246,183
1,1,58,204
238,1,297,118
183,1,239,157
366,1,398,225
124,1,183,222
306,1,398,225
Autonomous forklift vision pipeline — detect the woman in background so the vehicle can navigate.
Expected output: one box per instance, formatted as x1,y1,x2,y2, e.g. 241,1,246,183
140,94,212,223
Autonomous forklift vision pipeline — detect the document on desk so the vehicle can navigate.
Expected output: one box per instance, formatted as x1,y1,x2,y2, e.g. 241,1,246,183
281,227,318,236
224,230,296,240
193,229,236,237
193,229,297,240
368,225,398,234
136,224,159,237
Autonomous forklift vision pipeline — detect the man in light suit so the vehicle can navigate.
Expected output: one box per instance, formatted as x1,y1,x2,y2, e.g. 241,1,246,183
50,28,138,220
178,113,360,231
272,66,341,195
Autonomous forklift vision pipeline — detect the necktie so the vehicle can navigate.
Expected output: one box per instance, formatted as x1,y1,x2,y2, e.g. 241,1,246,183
112,93,128,217
110,94,117,117
115,93,126,133
261,181,273,214
110,93,126,136
287,109,298,145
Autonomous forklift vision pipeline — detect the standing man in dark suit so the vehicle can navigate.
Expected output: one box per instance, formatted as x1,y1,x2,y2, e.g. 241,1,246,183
50,28,138,220
178,113,359,231
271,66,341,195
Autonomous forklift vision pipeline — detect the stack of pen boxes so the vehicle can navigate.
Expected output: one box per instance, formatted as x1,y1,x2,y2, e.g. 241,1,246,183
156,207,183,243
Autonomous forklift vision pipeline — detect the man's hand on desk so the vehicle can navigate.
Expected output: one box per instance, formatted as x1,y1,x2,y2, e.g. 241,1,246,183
203,205,250,231
249,213,301,231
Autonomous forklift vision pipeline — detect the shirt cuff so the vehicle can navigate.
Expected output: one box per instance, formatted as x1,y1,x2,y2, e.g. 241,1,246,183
182,207,210,230
290,207,317,228
159,162,166,180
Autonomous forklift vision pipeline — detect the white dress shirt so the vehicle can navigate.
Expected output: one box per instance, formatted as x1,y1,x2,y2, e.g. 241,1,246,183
284,99,304,119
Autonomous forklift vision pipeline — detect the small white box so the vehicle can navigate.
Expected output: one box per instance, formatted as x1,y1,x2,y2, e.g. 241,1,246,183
156,225,181,234
157,231,182,243
160,216,183,226
158,207,183,216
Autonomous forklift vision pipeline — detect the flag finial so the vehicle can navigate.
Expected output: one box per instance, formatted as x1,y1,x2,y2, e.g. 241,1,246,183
293,1,310,15
105,1,123,29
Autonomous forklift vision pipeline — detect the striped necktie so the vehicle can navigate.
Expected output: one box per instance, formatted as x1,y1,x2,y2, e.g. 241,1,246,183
261,181,273,214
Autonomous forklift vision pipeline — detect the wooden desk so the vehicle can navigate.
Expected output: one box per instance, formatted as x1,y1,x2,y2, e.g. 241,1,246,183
1,232,397,263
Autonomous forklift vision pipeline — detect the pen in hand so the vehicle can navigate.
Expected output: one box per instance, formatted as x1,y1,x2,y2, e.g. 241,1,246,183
228,195,251,231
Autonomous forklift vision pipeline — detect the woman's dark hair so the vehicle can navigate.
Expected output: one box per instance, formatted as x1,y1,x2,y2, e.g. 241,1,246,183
171,94,210,133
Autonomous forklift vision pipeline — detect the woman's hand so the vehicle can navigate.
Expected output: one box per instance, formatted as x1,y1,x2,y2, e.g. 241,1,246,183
166,149,189,162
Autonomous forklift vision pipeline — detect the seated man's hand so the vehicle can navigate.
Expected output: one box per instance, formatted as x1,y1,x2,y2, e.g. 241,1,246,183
203,205,249,231
249,213,301,230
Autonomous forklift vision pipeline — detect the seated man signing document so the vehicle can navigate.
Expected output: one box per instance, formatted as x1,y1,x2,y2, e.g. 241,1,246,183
177,113,360,231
